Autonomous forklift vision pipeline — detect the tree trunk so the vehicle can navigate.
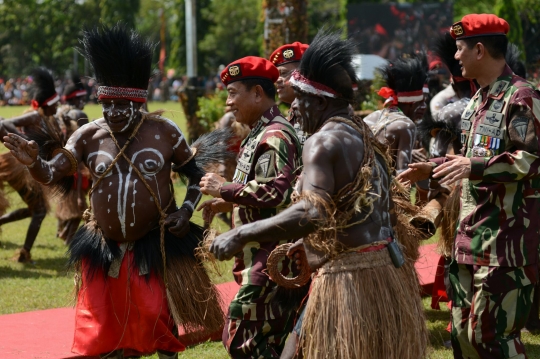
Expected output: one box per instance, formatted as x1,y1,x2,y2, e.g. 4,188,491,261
263,0,308,58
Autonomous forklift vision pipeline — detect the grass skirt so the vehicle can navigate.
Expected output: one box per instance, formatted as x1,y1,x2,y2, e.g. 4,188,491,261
0,152,49,212
68,222,224,341
299,247,429,359
439,184,460,257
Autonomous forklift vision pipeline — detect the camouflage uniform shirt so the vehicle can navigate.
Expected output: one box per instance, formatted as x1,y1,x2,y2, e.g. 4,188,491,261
220,105,302,288
454,65,540,267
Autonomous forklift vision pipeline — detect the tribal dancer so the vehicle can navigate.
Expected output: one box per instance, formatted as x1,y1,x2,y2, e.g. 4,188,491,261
270,41,309,145
0,67,60,263
198,56,302,358
400,14,540,358
59,72,88,127
54,73,90,244
208,29,428,359
363,54,428,174
4,24,228,359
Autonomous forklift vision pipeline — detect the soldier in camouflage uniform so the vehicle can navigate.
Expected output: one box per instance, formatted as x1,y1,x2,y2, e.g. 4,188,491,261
270,42,309,146
400,14,540,359
198,56,302,358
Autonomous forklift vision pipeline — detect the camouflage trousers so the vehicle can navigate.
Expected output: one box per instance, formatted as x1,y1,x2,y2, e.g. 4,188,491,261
450,260,538,359
223,284,295,359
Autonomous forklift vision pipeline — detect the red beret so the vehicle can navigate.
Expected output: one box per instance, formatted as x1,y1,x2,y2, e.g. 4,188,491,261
221,56,279,86
450,14,509,40
269,42,309,66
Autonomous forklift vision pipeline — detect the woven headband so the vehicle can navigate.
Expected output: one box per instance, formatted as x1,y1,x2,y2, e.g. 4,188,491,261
62,89,87,102
289,70,339,98
97,86,148,103
31,93,60,110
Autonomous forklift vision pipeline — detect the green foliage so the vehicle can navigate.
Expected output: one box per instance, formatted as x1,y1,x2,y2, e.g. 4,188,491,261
0,0,101,76
196,89,228,132
495,0,524,58
199,0,263,67
168,0,186,74
308,0,346,40
99,0,140,28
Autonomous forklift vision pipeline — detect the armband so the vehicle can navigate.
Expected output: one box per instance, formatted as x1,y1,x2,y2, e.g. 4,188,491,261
52,148,78,176
180,201,195,216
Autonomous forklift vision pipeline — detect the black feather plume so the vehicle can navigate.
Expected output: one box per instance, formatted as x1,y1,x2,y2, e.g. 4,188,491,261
77,23,155,89
433,33,461,77
379,52,428,93
63,71,85,97
297,28,358,102
506,43,526,78
173,128,237,182
31,68,56,104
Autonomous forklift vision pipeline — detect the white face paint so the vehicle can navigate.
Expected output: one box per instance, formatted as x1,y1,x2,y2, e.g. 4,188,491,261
119,101,135,132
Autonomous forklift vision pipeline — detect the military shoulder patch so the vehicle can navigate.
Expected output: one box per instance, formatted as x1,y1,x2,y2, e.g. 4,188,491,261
257,152,272,177
512,117,529,141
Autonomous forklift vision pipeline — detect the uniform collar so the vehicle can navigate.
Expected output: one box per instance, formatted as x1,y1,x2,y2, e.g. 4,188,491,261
485,64,513,100
260,104,281,125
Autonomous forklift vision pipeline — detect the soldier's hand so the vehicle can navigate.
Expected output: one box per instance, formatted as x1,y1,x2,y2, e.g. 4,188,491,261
165,207,191,238
210,227,246,261
199,173,226,198
433,155,471,185
3,134,38,166
197,198,233,223
397,162,435,184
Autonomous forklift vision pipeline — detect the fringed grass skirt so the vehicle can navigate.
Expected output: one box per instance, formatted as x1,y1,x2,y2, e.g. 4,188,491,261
299,246,429,359
0,152,49,212
69,223,225,355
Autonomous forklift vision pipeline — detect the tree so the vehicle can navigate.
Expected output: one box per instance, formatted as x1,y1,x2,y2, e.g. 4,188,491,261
308,0,346,40
100,0,140,28
199,0,263,69
0,0,100,77
262,0,308,58
495,0,524,58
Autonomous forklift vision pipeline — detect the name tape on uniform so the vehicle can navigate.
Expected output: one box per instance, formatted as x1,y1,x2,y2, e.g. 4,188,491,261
476,124,504,139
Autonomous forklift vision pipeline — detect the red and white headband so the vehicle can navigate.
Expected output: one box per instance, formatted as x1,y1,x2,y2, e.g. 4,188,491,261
97,86,148,103
378,87,423,106
289,70,339,98
62,89,87,101
31,93,60,110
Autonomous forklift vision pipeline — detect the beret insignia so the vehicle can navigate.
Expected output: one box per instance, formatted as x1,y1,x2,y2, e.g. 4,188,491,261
283,49,294,59
229,65,241,77
453,23,464,36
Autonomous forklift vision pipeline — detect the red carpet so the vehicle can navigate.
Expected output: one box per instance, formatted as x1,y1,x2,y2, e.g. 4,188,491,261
416,243,439,295
0,282,240,359
0,245,439,358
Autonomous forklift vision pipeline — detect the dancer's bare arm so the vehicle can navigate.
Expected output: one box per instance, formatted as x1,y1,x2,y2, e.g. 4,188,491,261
210,131,338,261
163,120,204,236
3,127,86,185
4,111,41,128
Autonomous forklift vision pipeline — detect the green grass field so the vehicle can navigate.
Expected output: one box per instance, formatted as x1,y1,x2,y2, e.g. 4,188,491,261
0,102,539,358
